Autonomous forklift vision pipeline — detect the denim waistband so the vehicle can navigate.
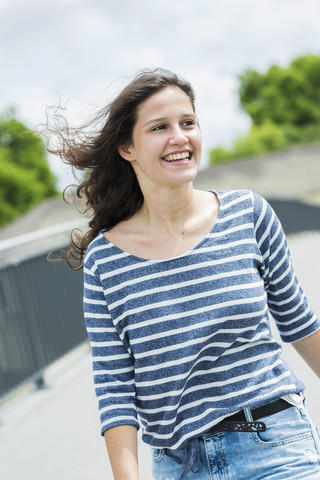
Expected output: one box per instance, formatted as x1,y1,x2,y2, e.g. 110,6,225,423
163,398,294,479
164,437,203,480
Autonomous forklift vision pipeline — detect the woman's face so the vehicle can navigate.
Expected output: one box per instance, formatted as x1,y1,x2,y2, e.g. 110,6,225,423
119,87,202,191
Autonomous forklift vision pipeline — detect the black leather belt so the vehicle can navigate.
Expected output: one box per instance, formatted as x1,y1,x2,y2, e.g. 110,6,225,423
207,398,292,433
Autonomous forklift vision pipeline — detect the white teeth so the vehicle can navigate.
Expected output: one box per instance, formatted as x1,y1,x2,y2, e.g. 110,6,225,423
164,152,190,162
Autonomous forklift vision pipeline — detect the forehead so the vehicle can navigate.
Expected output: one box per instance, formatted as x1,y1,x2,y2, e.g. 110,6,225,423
135,87,194,124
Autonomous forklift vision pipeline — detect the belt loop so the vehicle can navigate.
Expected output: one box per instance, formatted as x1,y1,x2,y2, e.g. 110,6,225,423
243,407,253,422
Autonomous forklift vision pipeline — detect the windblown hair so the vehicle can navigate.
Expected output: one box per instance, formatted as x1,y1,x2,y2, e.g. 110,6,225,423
46,68,196,270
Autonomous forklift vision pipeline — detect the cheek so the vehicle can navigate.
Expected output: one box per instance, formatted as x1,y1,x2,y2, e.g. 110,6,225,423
191,133,202,153
190,127,202,143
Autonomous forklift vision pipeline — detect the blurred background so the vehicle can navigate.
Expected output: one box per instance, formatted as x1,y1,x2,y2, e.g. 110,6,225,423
0,0,320,478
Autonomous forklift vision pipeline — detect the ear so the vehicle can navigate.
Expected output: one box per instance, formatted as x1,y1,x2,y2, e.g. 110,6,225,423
118,144,135,162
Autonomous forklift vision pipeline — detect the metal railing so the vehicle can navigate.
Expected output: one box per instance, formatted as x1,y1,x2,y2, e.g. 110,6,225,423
0,222,87,398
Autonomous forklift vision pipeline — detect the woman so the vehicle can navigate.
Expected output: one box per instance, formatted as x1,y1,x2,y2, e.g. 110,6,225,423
50,68,320,479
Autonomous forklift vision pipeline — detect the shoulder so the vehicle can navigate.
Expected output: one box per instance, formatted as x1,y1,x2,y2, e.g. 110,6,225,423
214,189,256,210
83,231,111,269
249,192,275,225
214,189,274,225
218,189,269,211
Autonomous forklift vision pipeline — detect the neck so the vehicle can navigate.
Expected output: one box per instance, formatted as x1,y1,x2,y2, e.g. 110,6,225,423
136,183,198,232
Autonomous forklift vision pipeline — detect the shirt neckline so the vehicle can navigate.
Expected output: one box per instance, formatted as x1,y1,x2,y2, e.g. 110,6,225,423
100,190,223,263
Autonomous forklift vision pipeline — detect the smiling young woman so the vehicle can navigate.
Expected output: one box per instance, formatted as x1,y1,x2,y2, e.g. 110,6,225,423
118,86,202,187
106,85,218,261
47,68,320,480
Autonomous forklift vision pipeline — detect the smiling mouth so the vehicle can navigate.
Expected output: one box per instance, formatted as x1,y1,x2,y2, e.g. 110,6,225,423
163,152,192,162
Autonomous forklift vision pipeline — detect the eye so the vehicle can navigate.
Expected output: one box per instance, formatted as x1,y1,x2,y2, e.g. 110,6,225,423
151,124,167,132
182,119,196,127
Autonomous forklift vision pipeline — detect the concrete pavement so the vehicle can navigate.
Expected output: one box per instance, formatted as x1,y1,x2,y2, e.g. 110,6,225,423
195,143,320,205
1,232,320,480
0,344,152,480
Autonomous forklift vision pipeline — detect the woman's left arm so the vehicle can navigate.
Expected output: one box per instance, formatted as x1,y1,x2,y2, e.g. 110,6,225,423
253,193,320,344
293,329,320,378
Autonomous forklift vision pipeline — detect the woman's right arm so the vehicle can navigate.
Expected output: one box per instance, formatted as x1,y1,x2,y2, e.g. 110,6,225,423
104,425,139,480
83,252,140,478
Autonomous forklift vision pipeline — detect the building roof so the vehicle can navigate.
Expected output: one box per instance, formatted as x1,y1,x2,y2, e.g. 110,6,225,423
195,143,320,205
0,196,87,268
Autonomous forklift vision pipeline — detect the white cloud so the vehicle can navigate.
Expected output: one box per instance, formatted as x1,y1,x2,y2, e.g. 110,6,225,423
0,0,17,10
118,47,167,71
1,0,320,185
187,69,251,168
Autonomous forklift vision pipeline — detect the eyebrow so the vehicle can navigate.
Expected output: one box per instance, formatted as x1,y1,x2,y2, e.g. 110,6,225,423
143,113,196,128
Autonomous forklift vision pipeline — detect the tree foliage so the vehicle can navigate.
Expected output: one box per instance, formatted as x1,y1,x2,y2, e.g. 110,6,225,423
209,122,287,165
239,54,320,127
210,54,320,165
0,115,57,227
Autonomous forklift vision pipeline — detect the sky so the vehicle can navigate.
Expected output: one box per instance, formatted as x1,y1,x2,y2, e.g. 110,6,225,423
1,0,320,188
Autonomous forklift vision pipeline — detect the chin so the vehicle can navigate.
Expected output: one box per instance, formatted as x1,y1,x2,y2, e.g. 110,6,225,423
167,170,198,186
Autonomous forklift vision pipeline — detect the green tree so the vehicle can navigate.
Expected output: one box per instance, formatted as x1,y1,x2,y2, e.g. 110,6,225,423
238,54,320,127
0,115,57,227
210,122,287,165
209,54,320,166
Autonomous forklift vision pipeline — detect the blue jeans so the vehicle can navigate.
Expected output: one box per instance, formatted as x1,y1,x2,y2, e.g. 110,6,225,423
151,404,320,479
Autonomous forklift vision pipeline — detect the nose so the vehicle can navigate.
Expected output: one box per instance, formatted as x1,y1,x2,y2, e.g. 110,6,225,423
168,126,188,145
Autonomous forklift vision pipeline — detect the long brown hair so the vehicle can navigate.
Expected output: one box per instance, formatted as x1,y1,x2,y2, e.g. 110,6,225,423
46,68,196,270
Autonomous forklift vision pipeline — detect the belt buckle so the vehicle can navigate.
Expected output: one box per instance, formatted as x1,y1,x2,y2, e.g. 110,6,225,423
214,420,266,433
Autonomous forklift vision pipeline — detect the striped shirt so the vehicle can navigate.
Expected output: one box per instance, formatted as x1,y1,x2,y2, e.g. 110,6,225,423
83,190,320,449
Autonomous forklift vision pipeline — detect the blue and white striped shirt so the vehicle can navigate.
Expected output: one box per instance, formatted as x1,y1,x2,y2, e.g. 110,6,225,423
83,190,319,449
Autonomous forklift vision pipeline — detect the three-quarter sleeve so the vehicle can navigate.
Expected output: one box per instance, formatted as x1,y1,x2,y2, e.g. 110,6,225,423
253,192,320,343
83,264,139,435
